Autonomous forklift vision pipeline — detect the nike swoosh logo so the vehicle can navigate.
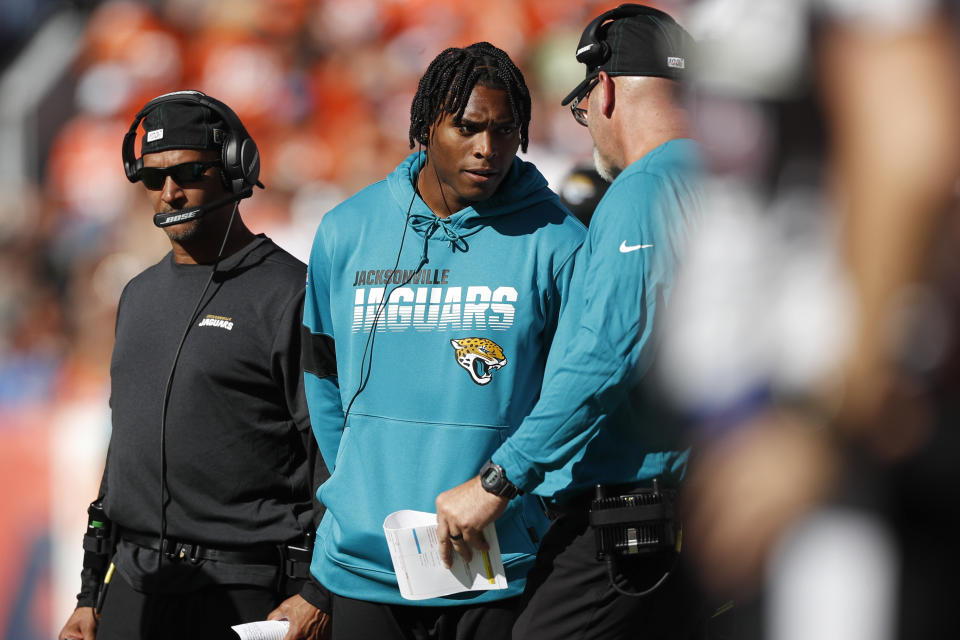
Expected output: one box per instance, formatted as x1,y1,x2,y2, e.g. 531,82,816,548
619,241,653,253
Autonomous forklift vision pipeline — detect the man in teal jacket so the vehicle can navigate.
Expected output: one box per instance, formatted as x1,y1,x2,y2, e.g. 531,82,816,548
435,6,706,639
301,42,584,639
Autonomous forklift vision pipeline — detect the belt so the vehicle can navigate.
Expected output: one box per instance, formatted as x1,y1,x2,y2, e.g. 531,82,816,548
121,530,284,565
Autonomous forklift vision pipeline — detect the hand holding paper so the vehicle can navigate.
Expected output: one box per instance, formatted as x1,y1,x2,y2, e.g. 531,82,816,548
435,475,510,569
231,620,289,640
383,510,508,600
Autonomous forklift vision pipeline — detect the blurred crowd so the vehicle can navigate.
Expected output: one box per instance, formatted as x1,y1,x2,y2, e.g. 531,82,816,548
0,0,620,427
4,0,960,637
0,2,620,635
663,2,960,638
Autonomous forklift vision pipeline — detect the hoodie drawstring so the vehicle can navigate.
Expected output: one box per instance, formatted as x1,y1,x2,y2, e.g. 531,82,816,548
409,213,470,253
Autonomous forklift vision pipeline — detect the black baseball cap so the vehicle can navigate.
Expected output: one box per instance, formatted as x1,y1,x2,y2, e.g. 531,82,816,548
561,3,694,106
140,100,226,155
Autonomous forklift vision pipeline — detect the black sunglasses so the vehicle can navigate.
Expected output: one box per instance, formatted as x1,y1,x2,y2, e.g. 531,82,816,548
570,77,600,127
138,161,221,190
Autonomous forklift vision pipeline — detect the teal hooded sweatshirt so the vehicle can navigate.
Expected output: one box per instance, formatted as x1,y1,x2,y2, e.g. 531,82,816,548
302,151,584,606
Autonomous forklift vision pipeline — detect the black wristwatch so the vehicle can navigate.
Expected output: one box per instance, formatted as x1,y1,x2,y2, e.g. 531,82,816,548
479,460,521,499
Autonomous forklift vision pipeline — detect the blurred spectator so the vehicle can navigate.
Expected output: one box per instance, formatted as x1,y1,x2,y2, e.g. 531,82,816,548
662,1,960,638
3,1,648,636
556,163,608,226
0,0,66,67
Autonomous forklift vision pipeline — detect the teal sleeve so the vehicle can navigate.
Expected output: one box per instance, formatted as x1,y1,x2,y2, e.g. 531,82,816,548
492,173,678,492
302,225,346,473
541,241,581,352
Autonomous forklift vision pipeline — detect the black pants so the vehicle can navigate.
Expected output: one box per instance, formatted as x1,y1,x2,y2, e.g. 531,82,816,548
330,592,518,640
96,573,292,640
512,510,707,640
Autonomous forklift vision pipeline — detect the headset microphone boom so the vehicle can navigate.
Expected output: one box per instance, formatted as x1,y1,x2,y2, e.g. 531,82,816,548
152,188,252,228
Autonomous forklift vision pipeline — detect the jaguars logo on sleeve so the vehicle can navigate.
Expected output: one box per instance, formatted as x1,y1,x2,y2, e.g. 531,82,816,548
450,338,507,385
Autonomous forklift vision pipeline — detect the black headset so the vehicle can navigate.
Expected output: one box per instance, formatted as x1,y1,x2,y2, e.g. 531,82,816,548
122,90,263,195
575,3,680,69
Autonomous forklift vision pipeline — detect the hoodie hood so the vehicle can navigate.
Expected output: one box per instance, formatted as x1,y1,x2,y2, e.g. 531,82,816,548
387,151,559,254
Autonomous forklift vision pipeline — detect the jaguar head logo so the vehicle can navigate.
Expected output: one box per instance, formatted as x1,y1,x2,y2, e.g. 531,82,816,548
450,337,507,386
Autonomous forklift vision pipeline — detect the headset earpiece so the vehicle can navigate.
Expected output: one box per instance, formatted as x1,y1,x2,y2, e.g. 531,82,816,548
575,3,677,70
122,129,142,183
219,114,262,194
575,38,610,69
121,90,262,194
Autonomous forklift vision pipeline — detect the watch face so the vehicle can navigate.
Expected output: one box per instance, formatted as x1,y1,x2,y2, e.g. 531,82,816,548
482,467,500,486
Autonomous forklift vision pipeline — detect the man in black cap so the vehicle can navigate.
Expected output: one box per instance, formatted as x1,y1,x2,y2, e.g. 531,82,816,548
433,5,706,639
57,91,330,640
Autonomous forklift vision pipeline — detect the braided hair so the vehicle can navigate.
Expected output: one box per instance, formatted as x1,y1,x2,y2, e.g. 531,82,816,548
409,42,531,152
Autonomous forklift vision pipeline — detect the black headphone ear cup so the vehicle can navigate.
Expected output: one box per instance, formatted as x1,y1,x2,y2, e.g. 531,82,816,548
220,131,259,193
122,130,140,182
221,131,240,192
237,137,260,190
576,41,610,68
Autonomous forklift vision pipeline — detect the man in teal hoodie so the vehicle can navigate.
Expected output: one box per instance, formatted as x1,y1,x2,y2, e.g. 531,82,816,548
301,42,584,639
435,6,707,640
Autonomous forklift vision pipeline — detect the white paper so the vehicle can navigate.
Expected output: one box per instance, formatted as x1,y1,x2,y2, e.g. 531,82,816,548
231,620,289,640
383,510,508,600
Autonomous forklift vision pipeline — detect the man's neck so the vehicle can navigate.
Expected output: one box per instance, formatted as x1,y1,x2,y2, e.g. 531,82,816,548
172,223,257,265
416,161,463,219
621,127,689,168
